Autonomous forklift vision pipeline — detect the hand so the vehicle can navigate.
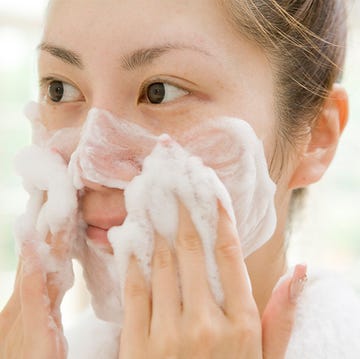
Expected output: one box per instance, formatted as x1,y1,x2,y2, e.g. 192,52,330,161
0,145,77,358
0,235,68,359
119,204,305,359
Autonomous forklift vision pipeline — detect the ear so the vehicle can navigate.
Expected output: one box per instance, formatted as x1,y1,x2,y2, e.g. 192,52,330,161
288,84,349,190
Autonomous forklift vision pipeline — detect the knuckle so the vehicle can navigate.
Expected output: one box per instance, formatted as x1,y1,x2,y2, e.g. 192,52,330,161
186,320,218,346
152,332,179,357
125,281,148,299
241,322,260,340
232,317,261,343
177,232,203,253
215,240,240,261
153,245,173,269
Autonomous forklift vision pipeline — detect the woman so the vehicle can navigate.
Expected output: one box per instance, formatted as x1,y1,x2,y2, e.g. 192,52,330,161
1,0,359,358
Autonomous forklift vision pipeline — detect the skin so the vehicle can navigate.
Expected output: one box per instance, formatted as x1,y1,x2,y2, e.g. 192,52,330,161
0,0,348,358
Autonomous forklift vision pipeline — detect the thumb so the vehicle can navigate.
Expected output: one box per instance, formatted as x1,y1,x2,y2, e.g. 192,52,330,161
261,264,307,359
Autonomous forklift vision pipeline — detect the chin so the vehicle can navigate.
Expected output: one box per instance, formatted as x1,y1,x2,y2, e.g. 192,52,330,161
72,231,124,324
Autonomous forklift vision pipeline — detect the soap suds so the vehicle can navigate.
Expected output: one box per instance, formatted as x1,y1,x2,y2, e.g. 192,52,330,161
14,136,78,328
69,108,158,190
108,134,237,311
183,118,277,257
16,103,277,327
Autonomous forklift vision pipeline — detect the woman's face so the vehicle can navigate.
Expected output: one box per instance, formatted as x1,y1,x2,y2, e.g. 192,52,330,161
38,0,288,250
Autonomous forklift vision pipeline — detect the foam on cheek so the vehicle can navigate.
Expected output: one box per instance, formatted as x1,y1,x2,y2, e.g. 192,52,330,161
182,118,277,257
24,101,82,163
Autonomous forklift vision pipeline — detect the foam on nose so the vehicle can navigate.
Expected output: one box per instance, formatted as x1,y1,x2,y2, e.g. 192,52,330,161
69,108,157,189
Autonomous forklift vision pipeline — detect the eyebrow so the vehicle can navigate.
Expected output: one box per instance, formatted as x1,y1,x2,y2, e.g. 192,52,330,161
38,41,211,71
120,43,211,71
38,42,84,69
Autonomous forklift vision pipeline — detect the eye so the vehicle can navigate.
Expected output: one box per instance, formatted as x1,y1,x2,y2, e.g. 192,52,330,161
140,81,189,104
46,80,83,103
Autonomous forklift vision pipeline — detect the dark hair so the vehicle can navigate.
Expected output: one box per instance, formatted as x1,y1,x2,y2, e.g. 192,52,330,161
218,0,347,216
219,0,347,166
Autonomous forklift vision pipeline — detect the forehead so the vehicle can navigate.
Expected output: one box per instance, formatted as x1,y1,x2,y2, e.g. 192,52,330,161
46,1,219,40
43,0,254,63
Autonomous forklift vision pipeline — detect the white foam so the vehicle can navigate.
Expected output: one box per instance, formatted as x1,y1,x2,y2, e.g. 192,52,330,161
14,109,79,318
183,118,277,256
16,103,277,327
67,108,276,323
69,108,157,190
25,101,82,163
108,134,237,311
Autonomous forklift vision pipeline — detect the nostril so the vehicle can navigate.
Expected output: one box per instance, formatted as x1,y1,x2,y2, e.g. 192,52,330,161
82,178,107,191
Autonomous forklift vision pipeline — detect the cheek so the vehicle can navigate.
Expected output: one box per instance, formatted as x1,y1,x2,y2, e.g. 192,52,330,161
208,77,278,164
181,118,277,256
38,125,81,164
39,102,87,130
37,103,88,163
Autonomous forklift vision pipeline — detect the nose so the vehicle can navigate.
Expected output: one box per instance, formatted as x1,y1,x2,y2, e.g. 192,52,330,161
80,181,127,230
70,107,158,190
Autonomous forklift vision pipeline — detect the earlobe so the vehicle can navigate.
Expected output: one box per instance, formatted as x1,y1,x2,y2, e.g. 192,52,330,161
288,84,349,190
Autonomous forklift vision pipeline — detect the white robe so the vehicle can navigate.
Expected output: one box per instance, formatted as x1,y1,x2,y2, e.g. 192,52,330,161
66,268,360,359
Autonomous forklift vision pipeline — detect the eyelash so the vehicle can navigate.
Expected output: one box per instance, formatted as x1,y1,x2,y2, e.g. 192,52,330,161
39,76,82,103
138,77,190,104
39,76,190,105
39,76,63,91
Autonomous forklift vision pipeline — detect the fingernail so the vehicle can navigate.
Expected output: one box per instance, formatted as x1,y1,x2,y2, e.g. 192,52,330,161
289,264,307,304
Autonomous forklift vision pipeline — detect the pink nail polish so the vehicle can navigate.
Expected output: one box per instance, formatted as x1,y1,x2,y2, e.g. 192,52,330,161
289,264,308,304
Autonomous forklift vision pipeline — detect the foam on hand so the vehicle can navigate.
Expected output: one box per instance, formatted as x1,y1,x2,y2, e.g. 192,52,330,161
68,108,277,323
108,134,237,308
14,102,79,322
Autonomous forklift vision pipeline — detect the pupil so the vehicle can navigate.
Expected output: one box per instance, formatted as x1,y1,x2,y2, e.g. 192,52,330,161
147,82,165,104
49,81,64,102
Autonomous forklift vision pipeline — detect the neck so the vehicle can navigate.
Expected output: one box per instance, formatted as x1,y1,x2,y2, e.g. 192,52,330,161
245,222,289,315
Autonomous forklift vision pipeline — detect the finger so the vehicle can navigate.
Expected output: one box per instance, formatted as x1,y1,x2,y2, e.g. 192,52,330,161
1,260,23,319
13,259,23,294
45,231,70,301
175,202,214,312
21,241,67,358
1,313,24,359
46,272,65,330
46,229,71,260
20,241,53,340
151,232,181,333
43,231,70,330
122,255,151,343
215,203,255,318
262,264,307,359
